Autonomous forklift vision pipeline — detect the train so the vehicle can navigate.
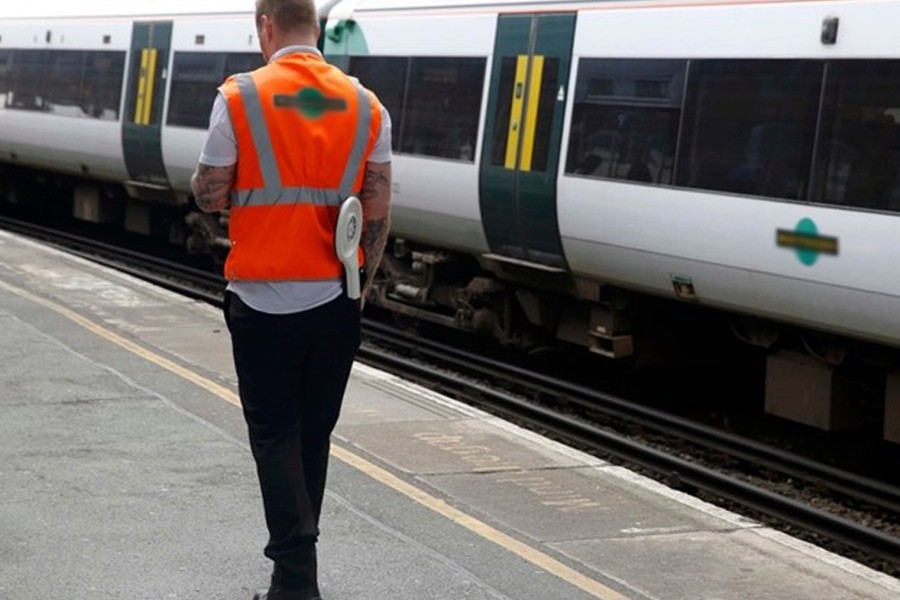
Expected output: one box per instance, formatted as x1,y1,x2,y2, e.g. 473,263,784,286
2,0,900,442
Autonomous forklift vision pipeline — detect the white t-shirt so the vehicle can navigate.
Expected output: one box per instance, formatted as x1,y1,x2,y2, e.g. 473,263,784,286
200,45,392,314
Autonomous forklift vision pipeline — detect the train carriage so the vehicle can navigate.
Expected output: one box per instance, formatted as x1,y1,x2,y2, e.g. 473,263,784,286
1,0,900,441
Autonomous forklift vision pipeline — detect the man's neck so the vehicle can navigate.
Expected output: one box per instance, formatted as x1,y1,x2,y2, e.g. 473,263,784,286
271,33,318,54
268,44,321,63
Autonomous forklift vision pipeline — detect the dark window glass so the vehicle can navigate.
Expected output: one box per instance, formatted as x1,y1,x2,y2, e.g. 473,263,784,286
224,53,265,79
167,52,263,129
348,56,407,149
167,53,222,129
813,61,900,212
401,57,485,160
566,59,686,184
81,51,126,120
4,50,124,119
529,57,559,172
677,60,822,200
489,56,518,167
0,50,12,102
45,51,85,115
9,50,48,111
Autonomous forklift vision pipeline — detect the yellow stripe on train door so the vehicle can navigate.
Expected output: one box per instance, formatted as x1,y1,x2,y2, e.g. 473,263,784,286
519,55,545,172
504,55,529,170
133,48,149,125
141,48,159,125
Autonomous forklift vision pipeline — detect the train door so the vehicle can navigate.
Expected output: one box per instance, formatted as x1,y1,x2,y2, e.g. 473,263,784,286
479,13,576,269
122,21,172,187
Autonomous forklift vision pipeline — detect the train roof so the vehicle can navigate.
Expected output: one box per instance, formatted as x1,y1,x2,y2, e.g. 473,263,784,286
0,0,857,20
338,0,853,13
0,1,250,19
0,1,346,19
0,0,574,19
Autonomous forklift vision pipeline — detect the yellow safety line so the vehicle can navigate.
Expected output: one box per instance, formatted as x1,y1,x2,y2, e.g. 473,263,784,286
504,55,529,170
330,445,630,600
0,277,632,600
133,48,149,125
141,48,159,126
0,279,240,406
520,55,545,172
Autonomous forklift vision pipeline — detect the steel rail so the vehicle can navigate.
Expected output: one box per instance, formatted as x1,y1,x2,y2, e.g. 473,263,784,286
0,216,225,304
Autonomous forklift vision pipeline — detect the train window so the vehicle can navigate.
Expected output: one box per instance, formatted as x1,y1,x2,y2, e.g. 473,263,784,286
81,51,126,120
223,53,265,78
167,52,264,129
489,57,518,167
812,61,900,212
400,57,485,161
44,51,86,116
168,53,223,129
677,60,821,200
3,50,124,119
348,56,407,150
566,59,686,184
0,50,11,108
8,50,48,112
528,57,560,172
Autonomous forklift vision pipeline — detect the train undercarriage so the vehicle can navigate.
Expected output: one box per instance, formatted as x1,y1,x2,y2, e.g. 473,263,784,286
367,236,900,446
0,164,190,248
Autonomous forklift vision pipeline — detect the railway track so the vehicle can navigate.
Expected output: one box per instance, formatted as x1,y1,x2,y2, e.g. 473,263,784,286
361,324,900,571
2,214,898,573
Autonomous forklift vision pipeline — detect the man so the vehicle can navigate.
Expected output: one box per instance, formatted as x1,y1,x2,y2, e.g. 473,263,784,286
190,1,392,599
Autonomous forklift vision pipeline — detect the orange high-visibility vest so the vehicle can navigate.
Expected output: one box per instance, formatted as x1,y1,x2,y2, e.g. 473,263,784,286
220,51,382,282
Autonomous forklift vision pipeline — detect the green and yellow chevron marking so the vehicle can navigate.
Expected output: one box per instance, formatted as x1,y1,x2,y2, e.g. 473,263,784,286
776,218,839,267
274,87,347,119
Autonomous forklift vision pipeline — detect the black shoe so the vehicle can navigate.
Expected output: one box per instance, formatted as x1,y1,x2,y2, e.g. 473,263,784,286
252,588,322,600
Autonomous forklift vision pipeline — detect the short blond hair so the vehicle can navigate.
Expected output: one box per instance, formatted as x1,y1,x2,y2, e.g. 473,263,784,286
255,0,318,36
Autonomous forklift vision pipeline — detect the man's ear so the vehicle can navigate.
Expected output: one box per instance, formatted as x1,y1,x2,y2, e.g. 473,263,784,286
257,15,275,60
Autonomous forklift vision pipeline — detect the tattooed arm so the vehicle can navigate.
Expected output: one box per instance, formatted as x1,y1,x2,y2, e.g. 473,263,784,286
359,161,392,305
191,163,236,213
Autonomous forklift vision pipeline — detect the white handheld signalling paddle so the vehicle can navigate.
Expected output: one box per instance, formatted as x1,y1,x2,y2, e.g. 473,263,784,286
335,196,363,300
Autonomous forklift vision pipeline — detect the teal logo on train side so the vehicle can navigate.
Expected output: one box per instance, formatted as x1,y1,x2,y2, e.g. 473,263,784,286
274,87,347,119
776,218,839,267
324,19,369,56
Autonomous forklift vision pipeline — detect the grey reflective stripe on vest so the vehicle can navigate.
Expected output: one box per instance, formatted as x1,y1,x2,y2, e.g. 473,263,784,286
233,76,373,208
236,186,343,207
339,86,372,198
235,74,281,189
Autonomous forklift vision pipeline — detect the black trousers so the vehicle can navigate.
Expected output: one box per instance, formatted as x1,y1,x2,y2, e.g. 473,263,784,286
224,291,360,591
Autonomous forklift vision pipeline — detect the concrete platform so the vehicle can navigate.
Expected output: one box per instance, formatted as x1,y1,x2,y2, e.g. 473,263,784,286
0,228,898,600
